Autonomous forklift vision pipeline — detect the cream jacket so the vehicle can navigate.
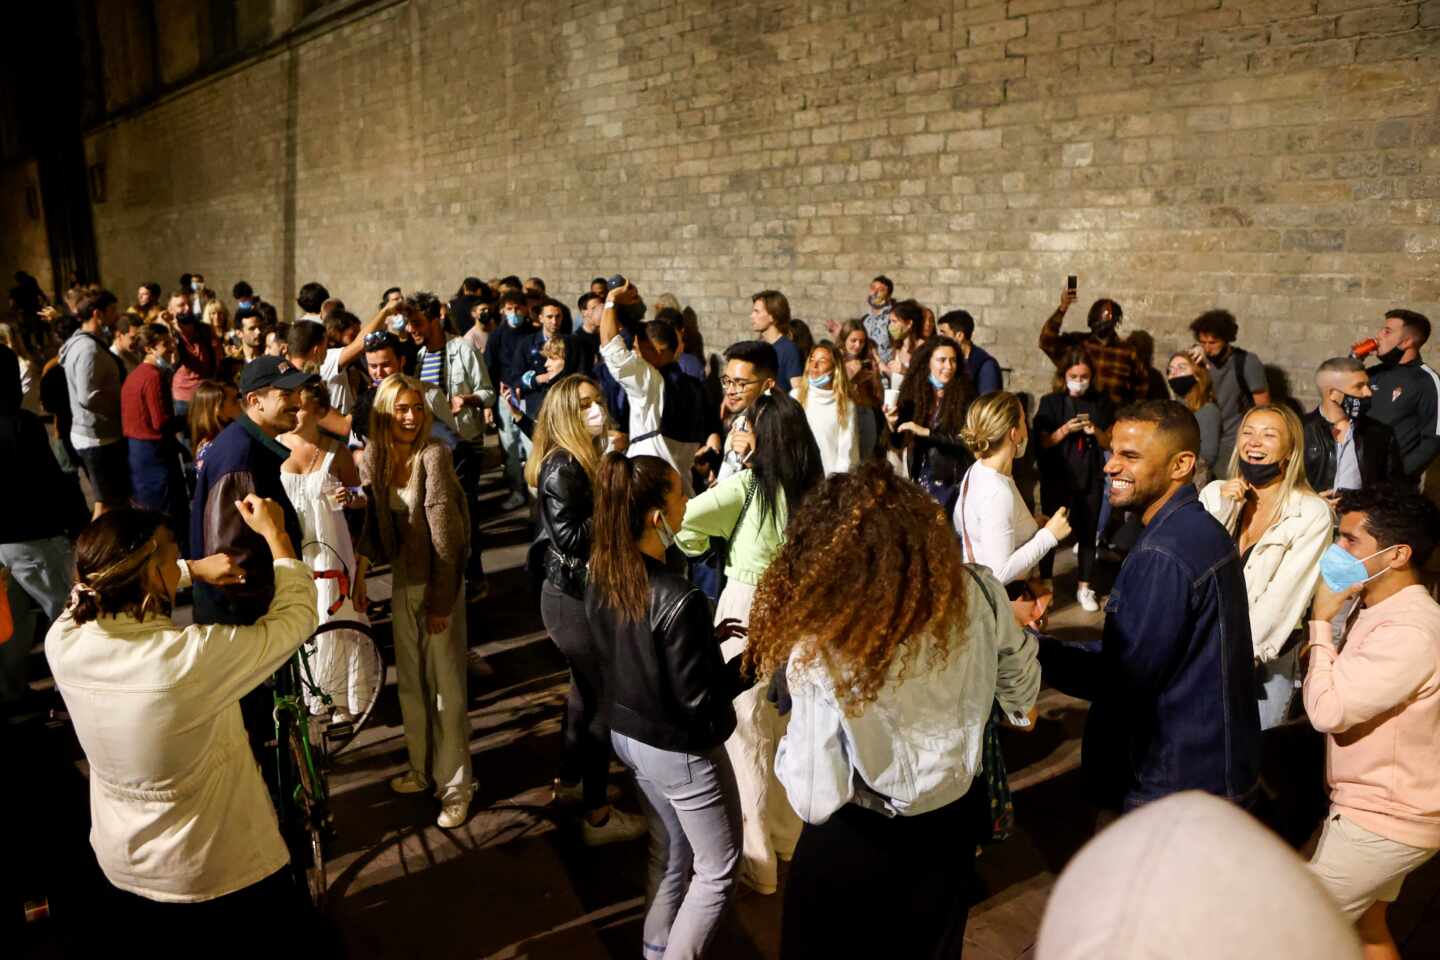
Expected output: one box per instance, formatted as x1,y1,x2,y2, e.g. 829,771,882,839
1199,481,1331,662
45,560,318,902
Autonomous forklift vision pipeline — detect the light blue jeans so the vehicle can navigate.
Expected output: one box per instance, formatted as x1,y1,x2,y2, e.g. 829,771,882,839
611,732,741,960
1256,647,1298,731
0,536,73,702
495,400,531,494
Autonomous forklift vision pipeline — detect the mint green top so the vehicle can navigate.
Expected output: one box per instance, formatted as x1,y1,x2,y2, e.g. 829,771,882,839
676,470,788,586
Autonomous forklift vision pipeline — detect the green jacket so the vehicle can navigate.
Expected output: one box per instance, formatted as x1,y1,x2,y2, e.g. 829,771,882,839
677,470,787,586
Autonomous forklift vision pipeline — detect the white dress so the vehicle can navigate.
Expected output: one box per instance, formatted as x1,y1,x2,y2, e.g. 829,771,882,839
279,442,373,716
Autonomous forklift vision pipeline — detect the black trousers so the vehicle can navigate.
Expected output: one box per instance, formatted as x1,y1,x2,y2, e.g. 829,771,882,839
1039,482,1104,582
539,580,611,810
781,778,988,960
451,439,487,583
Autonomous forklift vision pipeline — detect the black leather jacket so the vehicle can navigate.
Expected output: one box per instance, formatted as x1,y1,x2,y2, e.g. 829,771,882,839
585,555,743,753
536,452,592,598
1301,409,1403,493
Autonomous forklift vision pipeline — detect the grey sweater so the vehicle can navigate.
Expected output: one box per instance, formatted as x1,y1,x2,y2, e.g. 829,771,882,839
59,331,124,446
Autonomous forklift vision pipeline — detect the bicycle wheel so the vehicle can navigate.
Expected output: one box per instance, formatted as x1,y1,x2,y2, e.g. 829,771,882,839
287,724,329,907
302,618,385,757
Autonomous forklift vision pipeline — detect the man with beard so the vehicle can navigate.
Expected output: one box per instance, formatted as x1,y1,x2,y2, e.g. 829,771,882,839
1038,399,1261,817
1188,309,1270,478
1039,286,1149,409
1362,309,1440,485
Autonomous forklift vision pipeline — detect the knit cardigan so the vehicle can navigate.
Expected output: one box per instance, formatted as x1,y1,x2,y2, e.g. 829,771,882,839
358,441,470,615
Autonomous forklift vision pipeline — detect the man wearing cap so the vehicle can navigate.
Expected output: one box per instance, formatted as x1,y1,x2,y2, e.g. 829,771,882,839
190,356,313,628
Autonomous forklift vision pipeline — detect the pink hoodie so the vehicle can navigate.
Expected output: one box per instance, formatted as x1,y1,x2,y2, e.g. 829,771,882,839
1305,583,1440,850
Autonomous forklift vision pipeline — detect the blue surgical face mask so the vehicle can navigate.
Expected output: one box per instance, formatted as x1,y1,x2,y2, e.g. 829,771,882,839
505,311,523,328
1319,543,1396,592
808,373,833,389
929,373,946,390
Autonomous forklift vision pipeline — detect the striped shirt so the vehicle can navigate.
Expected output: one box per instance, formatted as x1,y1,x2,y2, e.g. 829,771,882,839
418,349,443,387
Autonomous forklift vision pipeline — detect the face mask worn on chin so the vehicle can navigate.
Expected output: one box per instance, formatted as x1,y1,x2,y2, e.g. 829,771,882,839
1237,459,1283,486
808,373,833,389
583,403,606,436
1091,322,1117,340
1168,375,1197,398
1319,543,1396,592
929,373,947,391
1378,346,1405,366
1066,378,1090,397
1339,392,1371,420
869,293,888,310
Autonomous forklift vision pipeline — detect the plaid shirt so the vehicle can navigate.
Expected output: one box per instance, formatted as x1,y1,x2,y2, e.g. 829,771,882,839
1039,309,1149,408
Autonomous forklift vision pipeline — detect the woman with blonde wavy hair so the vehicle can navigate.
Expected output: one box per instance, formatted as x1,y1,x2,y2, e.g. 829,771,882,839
1199,403,1330,728
795,340,858,474
357,373,474,828
525,375,646,844
955,391,1071,627
746,461,1039,958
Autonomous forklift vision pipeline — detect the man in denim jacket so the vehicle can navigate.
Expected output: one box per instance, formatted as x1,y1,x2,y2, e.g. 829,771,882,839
1041,399,1261,812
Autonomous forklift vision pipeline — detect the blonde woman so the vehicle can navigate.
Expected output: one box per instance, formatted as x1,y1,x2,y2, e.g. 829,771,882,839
795,341,859,474
203,300,239,357
1199,404,1330,729
0,321,40,413
525,375,645,845
1168,351,1222,484
955,391,1071,627
357,374,474,828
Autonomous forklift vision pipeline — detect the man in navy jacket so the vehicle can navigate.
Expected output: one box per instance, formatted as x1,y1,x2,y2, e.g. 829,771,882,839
1040,399,1261,813
190,356,311,627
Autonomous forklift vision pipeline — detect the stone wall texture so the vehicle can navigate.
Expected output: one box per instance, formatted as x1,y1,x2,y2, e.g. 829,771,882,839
84,0,1440,401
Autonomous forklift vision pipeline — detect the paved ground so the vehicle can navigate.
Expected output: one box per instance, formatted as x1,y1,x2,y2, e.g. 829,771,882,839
11,456,1440,957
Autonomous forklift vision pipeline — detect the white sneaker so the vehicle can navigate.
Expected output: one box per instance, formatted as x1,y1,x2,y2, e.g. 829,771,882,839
500,491,527,511
389,770,430,796
437,795,471,829
1077,587,1100,613
581,808,648,847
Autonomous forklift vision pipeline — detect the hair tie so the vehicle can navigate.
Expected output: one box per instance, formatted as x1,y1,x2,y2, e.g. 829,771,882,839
67,581,98,610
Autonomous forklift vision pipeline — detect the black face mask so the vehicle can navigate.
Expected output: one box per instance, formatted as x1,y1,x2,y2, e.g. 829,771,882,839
1378,346,1405,366
1168,375,1196,398
1091,321,1117,341
1237,459,1283,486
1338,392,1370,421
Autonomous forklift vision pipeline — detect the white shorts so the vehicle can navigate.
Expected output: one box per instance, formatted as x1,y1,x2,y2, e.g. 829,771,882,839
1307,812,1438,921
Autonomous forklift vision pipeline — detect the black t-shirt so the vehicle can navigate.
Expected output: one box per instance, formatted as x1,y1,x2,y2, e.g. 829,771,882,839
1034,390,1114,493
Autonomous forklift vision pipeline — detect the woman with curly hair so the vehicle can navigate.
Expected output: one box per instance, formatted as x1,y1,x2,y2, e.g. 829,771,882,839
746,462,1040,957
885,335,976,511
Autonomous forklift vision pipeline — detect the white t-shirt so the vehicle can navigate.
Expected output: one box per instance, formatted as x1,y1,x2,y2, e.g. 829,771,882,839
953,461,1057,584
601,334,697,494
319,347,354,415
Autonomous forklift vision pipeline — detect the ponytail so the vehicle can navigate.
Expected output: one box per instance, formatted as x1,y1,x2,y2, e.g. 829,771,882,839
589,452,676,622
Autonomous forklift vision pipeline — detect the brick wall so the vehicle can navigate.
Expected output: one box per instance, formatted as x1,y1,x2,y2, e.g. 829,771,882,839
0,160,53,296
84,0,1440,403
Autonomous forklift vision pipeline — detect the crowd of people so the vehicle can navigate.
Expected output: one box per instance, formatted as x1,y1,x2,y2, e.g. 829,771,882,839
4,264,1440,959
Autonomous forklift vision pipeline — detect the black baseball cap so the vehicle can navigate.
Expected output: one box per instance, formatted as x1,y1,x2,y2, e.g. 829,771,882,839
239,355,318,395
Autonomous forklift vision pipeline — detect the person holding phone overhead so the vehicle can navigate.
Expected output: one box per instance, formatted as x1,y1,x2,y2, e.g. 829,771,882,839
1038,279,1148,409
1034,349,1113,612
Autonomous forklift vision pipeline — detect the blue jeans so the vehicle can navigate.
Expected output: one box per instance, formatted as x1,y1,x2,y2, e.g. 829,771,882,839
495,400,530,494
611,732,741,960
0,536,72,701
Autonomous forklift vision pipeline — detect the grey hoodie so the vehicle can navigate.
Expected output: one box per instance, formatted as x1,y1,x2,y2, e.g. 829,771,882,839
59,330,125,446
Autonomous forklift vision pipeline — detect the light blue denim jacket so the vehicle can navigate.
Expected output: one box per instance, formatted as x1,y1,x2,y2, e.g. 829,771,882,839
775,565,1039,823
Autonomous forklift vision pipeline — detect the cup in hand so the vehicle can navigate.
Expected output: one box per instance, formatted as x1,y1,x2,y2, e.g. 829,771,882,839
321,475,346,512
883,388,900,411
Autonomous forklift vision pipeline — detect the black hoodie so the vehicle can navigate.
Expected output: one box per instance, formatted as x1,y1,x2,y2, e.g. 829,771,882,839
0,345,71,542
1367,357,1440,480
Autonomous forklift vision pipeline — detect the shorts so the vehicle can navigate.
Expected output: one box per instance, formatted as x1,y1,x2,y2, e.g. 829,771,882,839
1307,811,1438,921
76,441,131,508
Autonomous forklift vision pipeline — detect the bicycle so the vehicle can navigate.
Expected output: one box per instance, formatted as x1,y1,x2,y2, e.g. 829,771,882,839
272,652,332,906
299,541,386,757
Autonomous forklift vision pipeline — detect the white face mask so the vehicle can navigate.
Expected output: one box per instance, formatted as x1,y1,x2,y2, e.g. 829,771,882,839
655,512,676,549
1014,428,1028,458
583,403,606,436
1066,378,1089,397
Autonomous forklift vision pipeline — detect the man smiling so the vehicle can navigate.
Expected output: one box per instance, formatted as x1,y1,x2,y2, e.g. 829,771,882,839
1040,399,1261,815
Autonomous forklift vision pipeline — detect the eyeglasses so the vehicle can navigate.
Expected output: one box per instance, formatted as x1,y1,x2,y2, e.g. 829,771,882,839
720,376,760,391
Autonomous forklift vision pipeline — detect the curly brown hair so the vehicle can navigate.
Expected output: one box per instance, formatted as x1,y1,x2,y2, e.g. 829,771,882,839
744,461,970,715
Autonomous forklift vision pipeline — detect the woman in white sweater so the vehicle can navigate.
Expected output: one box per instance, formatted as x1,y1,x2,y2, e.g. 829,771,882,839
1199,404,1330,729
795,341,858,474
955,391,1070,626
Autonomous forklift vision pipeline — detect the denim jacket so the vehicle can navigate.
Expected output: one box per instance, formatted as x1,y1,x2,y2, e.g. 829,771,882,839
1040,484,1261,811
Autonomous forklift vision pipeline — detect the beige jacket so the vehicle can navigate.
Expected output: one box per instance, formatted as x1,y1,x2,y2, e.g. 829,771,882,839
1199,481,1331,662
44,560,318,901
359,440,469,615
